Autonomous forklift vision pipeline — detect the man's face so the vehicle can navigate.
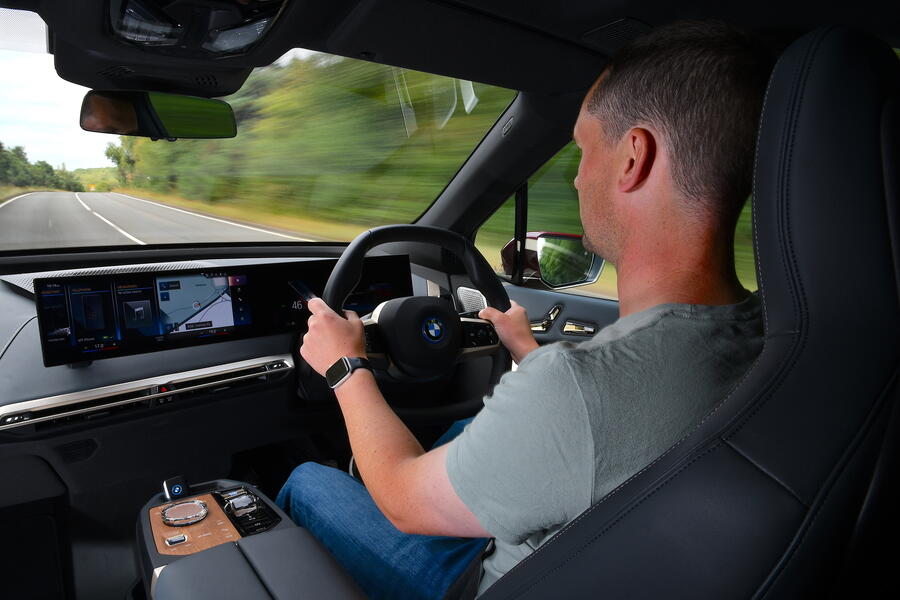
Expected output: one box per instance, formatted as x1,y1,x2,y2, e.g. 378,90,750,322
573,98,622,263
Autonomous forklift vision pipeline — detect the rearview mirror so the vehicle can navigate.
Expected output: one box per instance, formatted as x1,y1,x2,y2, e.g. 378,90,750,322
501,232,603,289
80,90,237,140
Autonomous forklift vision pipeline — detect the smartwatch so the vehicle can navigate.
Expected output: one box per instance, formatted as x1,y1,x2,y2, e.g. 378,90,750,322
325,356,372,389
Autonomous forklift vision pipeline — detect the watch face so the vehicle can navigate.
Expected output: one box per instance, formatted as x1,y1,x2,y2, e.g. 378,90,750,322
326,357,350,388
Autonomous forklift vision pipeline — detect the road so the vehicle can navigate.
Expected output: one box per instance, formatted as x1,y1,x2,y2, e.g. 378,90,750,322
0,191,313,250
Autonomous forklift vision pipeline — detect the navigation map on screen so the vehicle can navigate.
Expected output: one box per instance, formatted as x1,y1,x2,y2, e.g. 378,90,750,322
157,274,242,334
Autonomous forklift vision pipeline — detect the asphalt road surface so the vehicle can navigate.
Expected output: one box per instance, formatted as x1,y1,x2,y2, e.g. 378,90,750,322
0,191,313,251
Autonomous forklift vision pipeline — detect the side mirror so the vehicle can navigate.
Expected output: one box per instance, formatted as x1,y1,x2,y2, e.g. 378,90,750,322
501,232,603,289
80,90,237,140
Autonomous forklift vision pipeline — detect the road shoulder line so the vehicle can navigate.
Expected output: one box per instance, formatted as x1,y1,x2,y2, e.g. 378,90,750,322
0,192,38,209
113,192,311,241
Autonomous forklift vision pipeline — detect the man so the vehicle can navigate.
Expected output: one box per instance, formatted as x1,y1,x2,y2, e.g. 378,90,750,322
80,92,139,135
277,20,774,599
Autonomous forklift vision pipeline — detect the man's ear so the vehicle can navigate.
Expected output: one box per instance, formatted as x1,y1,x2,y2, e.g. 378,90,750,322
617,127,656,193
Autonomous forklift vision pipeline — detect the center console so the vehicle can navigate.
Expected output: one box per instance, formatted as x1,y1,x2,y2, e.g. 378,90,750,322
136,478,363,599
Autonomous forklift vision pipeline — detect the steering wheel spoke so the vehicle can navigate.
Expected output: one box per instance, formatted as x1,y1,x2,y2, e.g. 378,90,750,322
457,317,501,361
361,318,390,370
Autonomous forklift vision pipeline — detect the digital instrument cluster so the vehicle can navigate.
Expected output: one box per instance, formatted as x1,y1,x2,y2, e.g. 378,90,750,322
34,256,411,366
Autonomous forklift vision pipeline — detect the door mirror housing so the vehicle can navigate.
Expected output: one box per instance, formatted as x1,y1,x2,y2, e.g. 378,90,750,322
501,232,603,289
80,90,237,140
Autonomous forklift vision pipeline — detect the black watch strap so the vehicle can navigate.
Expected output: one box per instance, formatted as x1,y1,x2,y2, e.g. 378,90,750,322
325,356,372,389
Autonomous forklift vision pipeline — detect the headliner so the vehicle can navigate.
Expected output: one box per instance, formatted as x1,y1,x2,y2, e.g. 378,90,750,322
0,0,895,98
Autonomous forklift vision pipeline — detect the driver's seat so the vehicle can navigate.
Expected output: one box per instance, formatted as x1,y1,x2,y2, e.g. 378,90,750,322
477,26,900,599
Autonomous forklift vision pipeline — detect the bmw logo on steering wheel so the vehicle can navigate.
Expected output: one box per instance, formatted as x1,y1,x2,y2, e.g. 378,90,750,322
422,317,445,343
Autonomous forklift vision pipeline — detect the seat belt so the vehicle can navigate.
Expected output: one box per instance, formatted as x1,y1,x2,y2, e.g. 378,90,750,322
442,538,496,600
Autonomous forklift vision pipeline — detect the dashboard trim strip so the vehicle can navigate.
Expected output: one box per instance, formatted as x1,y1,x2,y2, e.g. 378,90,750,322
0,354,293,432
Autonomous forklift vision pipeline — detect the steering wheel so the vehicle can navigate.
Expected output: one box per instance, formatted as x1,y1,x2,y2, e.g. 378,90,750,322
317,224,512,384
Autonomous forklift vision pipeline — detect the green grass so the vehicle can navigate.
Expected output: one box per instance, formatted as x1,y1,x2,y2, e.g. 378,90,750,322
0,185,65,201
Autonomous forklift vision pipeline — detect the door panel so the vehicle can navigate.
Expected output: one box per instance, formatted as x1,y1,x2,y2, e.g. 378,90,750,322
503,283,619,344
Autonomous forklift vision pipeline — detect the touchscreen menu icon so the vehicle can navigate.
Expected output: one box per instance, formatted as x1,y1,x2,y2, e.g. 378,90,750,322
69,284,118,350
123,300,153,329
81,295,106,331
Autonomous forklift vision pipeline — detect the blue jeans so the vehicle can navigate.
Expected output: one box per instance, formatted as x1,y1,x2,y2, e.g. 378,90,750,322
276,418,487,599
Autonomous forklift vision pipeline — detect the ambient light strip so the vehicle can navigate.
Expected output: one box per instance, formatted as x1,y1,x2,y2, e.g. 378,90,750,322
0,354,293,432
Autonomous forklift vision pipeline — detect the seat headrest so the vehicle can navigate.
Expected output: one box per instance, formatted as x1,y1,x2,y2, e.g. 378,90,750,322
733,26,900,503
753,26,900,340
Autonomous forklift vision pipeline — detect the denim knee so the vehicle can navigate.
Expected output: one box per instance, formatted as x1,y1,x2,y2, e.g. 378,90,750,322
277,462,329,519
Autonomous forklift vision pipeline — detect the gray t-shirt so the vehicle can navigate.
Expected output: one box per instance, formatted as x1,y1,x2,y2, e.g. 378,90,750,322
446,294,763,595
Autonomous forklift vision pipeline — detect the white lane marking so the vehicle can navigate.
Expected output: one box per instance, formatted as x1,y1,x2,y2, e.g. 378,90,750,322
91,211,147,245
113,192,312,241
78,191,145,244
74,192,92,211
0,192,38,209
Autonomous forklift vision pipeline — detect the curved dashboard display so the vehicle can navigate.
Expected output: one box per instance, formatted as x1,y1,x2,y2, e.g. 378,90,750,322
34,255,411,367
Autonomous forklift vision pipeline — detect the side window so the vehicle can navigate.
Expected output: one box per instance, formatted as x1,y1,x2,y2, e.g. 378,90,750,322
476,143,759,300
476,142,619,300
734,200,757,291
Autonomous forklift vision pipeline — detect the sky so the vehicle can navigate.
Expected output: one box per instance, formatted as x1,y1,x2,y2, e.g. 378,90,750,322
0,9,111,170
0,51,113,171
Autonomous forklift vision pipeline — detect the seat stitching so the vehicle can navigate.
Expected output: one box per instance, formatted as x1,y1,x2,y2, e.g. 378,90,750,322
509,442,800,597
751,35,785,335
727,27,830,440
755,368,900,599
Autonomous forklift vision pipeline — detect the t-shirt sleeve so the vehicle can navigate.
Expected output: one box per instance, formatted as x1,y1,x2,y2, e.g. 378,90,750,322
445,346,595,545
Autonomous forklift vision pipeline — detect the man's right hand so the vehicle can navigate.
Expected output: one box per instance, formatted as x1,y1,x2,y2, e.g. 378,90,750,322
479,300,539,364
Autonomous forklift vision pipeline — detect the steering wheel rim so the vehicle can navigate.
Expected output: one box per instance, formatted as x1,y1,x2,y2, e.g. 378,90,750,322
323,225,511,313
302,224,511,385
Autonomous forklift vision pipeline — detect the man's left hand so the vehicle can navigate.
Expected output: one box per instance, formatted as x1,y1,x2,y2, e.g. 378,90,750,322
300,297,366,376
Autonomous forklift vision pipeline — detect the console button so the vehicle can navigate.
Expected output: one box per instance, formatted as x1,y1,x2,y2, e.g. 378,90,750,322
165,534,187,546
214,486,281,536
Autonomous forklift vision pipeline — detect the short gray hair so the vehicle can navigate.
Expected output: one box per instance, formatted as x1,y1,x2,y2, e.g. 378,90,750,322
588,20,774,223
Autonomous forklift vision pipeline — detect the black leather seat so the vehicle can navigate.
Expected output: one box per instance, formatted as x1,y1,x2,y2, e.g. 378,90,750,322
477,26,900,600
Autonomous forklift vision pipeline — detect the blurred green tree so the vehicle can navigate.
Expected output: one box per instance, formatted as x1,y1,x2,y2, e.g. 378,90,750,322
102,53,516,233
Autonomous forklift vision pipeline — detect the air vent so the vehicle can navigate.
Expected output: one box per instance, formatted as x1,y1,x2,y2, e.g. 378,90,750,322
195,74,219,88
99,65,135,79
581,18,651,55
0,355,293,433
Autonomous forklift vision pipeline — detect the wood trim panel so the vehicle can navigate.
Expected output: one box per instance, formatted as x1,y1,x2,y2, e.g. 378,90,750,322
149,493,241,556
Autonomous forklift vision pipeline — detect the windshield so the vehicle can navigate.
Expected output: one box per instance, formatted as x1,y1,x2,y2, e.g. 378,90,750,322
0,10,516,251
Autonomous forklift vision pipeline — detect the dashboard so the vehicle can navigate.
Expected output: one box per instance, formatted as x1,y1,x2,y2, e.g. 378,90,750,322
0,254,419,433
34,256,411,367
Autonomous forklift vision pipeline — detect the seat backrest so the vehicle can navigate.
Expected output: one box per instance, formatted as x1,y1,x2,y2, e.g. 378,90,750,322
481,26,900,600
